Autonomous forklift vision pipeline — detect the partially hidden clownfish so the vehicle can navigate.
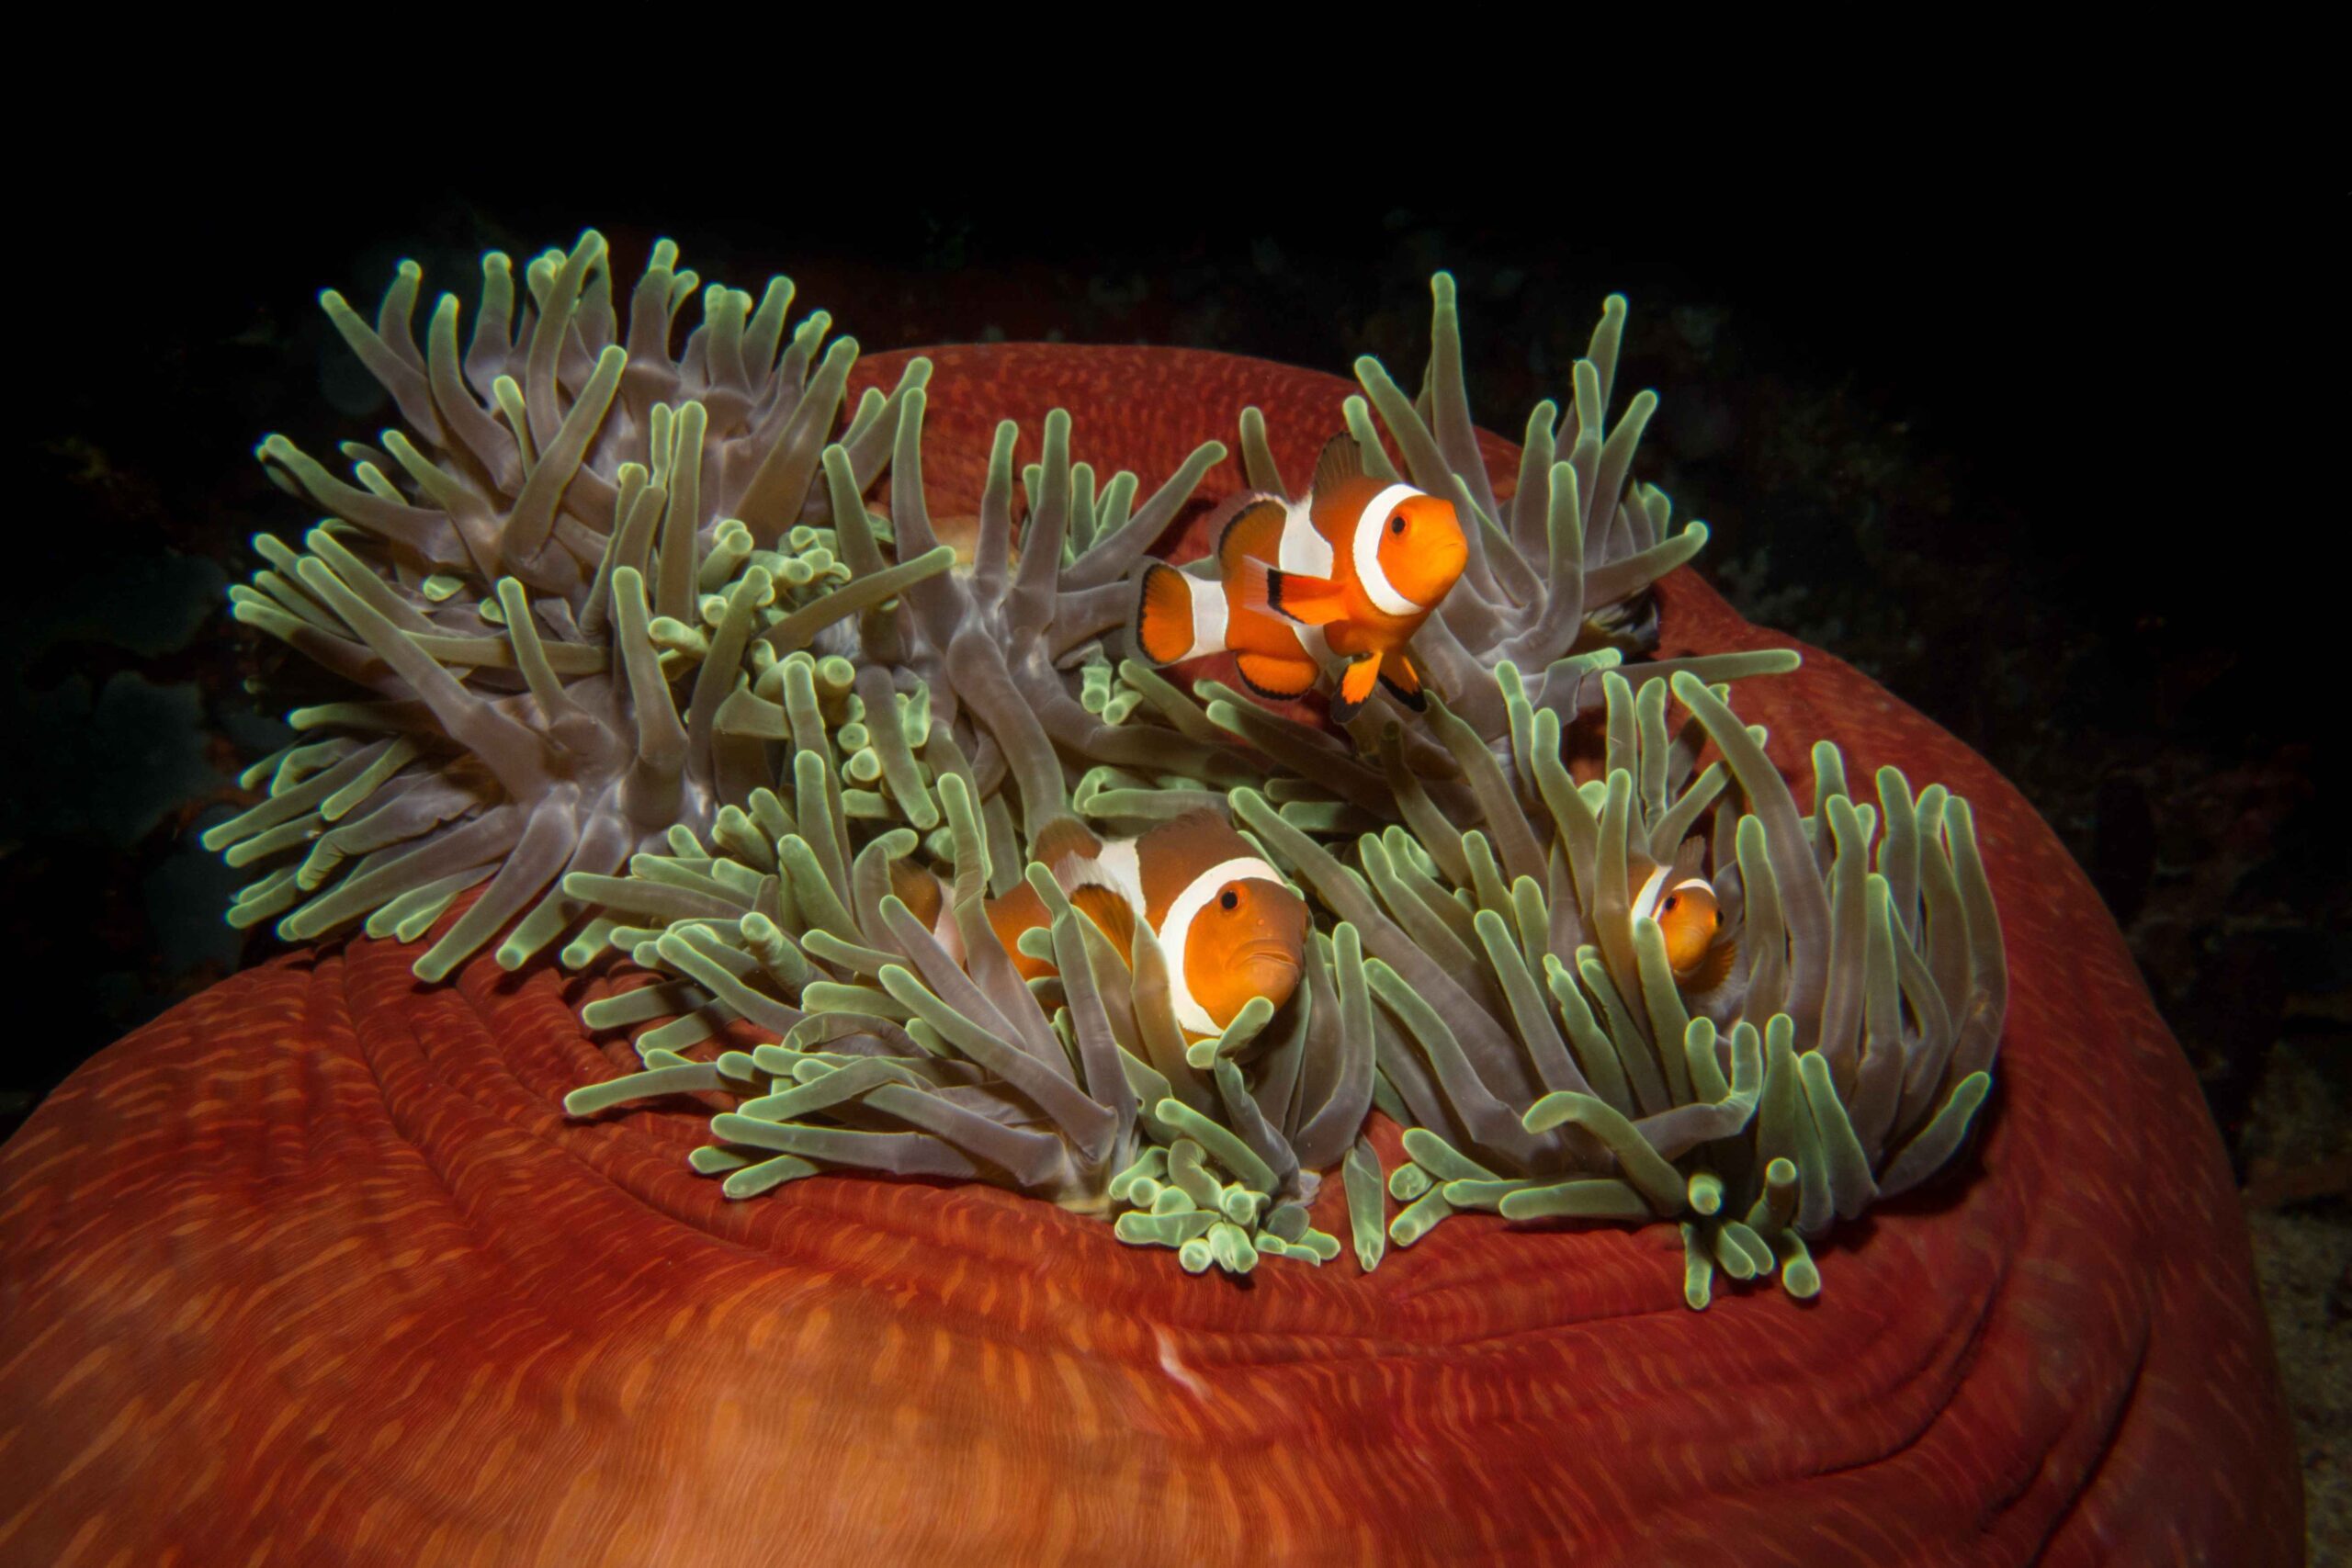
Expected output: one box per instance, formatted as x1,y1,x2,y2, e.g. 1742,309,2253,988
1134,435,1469,723
891,811,1308,1041
1631,838,1738,993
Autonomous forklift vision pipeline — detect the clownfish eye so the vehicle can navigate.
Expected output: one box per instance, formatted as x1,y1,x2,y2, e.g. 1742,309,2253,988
1220,888,1239,911
1663,895,1679,912
1712,908,1722,928
1389,513,1408,535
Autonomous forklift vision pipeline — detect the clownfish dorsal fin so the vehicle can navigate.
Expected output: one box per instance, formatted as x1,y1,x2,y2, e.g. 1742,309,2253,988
1029,815,1105,879
1217,498,1288,579
1311,433,1363,501
1668,836,1707,884
1068,883,1136,960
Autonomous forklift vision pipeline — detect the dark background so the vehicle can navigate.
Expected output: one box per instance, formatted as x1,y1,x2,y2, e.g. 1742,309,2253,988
9,159,2338,1196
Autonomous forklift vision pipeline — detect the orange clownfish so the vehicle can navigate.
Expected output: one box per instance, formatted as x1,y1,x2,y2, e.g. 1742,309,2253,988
892,812,1309,1041
1631,839,1737,993
1135,435,1469,723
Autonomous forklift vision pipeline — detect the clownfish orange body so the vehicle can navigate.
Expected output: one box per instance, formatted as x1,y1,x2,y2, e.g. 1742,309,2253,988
1135,435,1469,722
1630,838,1737,993
891,812,1308,1042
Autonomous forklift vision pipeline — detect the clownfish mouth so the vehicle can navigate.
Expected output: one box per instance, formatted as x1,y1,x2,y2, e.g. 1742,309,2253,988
1234,947,1305,1012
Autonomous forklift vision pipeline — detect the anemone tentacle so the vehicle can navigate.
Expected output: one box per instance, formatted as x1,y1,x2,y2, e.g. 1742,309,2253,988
563,735,1372,1271
211,231,930,979
1232,665,2007,1304
1227,276,1784,746
213,231,2004,1302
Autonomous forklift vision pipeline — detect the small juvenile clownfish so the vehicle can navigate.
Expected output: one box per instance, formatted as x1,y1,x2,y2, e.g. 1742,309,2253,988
1135,435,1469,723
890,812,1309,1041
1630,838,1737,993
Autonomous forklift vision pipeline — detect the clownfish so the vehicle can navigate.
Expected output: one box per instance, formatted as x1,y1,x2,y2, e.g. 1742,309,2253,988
1134,435,1469,723
1631,838,1737,993
891,811,1308,1041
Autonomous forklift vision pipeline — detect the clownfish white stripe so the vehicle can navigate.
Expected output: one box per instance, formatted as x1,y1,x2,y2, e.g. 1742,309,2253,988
1635,866,1716,922
930,891,966,964
1093,839,1145,908
1634,864,1670,925
1294,621,1333,670
1280,497,1333,577
1187,574,1228,655
1351,482,1423,617
1159,855,1282,1036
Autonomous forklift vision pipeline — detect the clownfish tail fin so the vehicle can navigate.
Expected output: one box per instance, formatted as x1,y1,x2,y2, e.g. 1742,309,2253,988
1136,562,1223,663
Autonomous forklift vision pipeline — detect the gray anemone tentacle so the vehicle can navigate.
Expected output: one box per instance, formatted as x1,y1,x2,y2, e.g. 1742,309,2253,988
1224,276,1797,750
214,231,929,980
1238,665,2006,1306
218,231,2006,1296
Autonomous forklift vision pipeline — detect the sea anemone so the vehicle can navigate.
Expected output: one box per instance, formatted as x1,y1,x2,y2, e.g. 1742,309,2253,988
0,233,2301,1563
203,231,929,981
1187,277,1799,750
1231,665,2004,1303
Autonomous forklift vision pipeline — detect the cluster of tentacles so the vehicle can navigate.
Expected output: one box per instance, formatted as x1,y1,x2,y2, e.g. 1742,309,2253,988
1234,667,2004,1304
211,231,2007,1294
206,231,930,980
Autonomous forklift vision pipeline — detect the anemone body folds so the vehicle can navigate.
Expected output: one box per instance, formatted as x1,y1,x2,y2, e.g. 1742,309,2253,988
0,310,2301,1557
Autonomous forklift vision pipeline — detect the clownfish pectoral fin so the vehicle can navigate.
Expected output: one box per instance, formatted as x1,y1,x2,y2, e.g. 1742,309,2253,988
1376,650,1428,711
1136,562,1216,664
1330,652,1383,722
1311,433,1363,500
1235,650,1321,701
1685,936,1737,994
1216,498,1288,579
1068,883,1137,961
1235,558,1346,626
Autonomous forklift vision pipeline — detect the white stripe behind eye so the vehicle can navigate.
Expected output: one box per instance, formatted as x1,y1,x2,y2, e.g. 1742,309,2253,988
1159,856,1281,1036
1351,483,1423,617
1634,864,1670,923
1636,870,1715,924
